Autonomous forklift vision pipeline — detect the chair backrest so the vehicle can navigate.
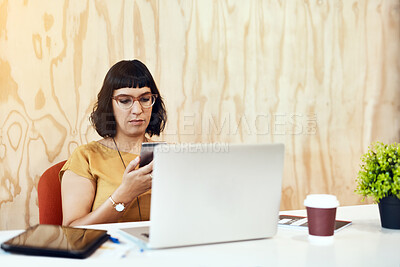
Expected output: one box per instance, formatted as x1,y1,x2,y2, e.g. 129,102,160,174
38,160,66,225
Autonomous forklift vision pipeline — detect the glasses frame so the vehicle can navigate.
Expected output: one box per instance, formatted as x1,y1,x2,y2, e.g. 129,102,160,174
111,93,158,109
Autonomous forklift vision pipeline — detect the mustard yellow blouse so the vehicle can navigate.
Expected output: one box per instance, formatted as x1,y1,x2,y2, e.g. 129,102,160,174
59,141,150,222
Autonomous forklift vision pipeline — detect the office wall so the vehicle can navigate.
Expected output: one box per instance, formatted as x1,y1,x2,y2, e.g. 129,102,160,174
0,0,399,230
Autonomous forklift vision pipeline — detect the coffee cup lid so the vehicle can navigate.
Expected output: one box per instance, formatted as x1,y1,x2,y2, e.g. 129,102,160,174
304,194,339,208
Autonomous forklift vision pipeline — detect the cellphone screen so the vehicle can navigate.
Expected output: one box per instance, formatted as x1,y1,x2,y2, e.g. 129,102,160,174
139,142,165,167
1,224,109,258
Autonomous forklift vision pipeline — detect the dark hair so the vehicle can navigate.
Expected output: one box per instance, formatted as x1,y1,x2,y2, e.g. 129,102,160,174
90,60,167,137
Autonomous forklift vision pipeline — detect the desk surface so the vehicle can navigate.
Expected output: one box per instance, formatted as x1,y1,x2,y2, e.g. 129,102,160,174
1,204,399,267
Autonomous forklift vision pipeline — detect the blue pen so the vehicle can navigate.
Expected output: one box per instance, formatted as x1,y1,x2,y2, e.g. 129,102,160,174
109,236,120,244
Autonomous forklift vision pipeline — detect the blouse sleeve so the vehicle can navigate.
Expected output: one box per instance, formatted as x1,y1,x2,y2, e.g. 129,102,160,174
59,145,96,183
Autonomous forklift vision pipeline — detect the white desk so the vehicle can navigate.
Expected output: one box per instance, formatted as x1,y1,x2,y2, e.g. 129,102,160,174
1,205,399,267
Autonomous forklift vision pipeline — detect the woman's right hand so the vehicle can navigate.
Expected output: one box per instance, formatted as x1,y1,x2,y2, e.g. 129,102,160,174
113,156,153,204
61,157,152,226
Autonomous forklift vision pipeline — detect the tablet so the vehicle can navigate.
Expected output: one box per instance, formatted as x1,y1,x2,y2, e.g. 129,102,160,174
1,224,110,259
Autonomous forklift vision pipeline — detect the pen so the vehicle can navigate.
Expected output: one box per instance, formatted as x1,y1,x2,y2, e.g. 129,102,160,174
108,236,120,244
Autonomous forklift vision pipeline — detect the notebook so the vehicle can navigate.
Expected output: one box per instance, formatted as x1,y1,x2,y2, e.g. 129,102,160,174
278,214,352,232
120,143,285,249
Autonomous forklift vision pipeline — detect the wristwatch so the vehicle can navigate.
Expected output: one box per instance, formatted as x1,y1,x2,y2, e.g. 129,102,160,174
108,196,126,212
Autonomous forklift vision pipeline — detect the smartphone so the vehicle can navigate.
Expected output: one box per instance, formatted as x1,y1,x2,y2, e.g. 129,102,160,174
0,224,109,259
139,142,166,167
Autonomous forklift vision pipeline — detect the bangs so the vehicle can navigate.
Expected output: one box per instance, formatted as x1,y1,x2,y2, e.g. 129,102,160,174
107,60,154,90
111,74,151,90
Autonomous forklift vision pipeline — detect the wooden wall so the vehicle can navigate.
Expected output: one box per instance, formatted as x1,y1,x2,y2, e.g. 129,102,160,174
0,0,399,230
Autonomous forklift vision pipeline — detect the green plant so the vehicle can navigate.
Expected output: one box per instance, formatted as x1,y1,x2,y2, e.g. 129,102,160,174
355,142,400,203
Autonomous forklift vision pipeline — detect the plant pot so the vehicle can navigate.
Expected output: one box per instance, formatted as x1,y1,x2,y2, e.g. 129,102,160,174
378,195,400,230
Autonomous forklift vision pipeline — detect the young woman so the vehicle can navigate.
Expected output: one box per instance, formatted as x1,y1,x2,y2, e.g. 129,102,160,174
60,60,167,226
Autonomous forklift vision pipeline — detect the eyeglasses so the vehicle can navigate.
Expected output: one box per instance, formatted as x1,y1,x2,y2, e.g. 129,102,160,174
112,93,158,109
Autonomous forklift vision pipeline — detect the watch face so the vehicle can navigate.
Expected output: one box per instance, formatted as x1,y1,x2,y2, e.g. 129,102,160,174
115,203,125,212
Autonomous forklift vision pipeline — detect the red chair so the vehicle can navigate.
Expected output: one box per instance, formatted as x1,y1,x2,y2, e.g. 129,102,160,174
38,160,66,225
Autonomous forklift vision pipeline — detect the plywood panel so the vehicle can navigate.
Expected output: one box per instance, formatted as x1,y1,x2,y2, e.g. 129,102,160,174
0,0,399,230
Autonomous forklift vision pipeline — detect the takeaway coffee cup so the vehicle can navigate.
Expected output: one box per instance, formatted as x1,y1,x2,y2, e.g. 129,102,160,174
304,194,339,245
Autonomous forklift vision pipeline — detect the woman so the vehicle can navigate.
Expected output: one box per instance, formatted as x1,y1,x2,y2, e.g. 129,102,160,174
60,60,167,226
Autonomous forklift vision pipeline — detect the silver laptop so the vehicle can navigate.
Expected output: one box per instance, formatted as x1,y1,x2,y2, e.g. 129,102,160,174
120,143,285,249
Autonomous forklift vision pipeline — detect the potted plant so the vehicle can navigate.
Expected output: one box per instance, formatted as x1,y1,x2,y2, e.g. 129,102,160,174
355,141,400,229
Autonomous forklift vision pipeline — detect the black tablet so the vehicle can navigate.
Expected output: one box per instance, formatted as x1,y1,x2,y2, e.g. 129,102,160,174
1,224,110,259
